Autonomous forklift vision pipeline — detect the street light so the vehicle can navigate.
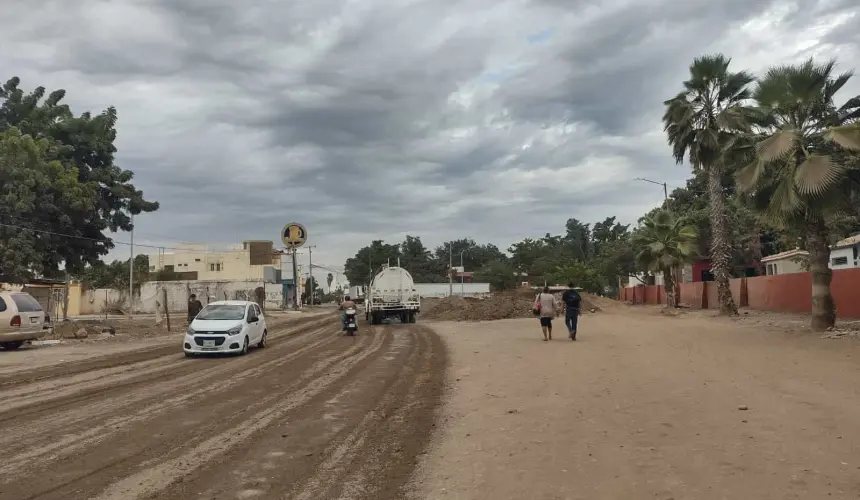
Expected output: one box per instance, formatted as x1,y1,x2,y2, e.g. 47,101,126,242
634,177,668,203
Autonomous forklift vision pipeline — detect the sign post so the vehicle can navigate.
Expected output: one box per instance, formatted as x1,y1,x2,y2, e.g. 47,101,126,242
281,223,308,309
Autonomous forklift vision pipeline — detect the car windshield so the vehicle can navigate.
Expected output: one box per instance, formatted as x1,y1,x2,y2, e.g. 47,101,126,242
195,304,246,320
11,294,43,312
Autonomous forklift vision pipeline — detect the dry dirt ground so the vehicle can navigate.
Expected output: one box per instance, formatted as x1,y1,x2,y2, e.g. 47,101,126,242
0,313,446,500
412,307,860,500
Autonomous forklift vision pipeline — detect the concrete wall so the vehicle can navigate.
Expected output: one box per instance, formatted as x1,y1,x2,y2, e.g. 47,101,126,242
620,268,860,318
414,283,491,298
80,279,284,315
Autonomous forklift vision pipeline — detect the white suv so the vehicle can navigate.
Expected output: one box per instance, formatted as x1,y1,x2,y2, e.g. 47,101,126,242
183,300,268,357
0,291,50,350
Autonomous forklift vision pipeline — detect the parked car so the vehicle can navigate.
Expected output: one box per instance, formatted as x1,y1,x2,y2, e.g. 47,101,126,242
0,291,51,350
183,300,267,357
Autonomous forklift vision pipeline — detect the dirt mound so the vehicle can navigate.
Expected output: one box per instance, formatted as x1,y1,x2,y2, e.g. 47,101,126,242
422,293,534,322
421,290,629,322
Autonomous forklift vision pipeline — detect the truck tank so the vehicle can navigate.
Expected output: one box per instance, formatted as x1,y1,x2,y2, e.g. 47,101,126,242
366,266,420,324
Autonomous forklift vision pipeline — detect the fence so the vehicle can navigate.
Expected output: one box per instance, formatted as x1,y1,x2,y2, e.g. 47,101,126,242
620,268,860,318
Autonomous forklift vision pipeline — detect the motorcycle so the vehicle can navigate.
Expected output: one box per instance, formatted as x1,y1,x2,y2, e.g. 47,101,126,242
344,307,358,336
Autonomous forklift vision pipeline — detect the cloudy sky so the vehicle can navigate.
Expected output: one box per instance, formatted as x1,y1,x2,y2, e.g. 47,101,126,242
2,0,858,275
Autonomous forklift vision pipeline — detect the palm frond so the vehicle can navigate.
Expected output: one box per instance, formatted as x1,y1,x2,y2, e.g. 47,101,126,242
769,177,803,215
755,129,798,161
837,96,860,122
794,154,845,196
735,158,766,192
826,123,860,150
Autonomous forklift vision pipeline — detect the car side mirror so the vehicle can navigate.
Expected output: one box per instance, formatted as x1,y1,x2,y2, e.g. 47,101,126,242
247,316,256,323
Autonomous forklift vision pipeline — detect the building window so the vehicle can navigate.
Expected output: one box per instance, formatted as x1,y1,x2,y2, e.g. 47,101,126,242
216,263,222,271
766,264,776,275
832,256,848,266
210,263,215,271
195,258,201,262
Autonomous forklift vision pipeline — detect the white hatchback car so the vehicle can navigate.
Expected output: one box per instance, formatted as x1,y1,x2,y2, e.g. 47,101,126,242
0,291,50,350
183,300,268,357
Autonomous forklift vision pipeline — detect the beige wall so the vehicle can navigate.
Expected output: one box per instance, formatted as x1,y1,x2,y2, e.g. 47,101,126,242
764,257,806,276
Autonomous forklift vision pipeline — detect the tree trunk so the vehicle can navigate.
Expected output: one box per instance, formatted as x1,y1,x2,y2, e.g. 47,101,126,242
806,217,836,331
662,269,676,308
706,165,738,315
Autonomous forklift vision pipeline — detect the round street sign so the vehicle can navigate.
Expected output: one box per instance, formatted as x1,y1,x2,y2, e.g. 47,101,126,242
281,222,308,248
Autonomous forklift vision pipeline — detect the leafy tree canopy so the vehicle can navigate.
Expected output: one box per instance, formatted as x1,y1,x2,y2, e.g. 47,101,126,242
0,77,158,282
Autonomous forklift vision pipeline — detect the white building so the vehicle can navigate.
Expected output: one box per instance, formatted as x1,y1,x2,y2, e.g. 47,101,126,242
147,241,281,282
762,249,809,275
830,234,860,269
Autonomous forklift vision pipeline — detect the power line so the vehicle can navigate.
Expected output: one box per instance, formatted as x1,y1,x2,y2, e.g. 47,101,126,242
0,211,226,251
0,221,229,254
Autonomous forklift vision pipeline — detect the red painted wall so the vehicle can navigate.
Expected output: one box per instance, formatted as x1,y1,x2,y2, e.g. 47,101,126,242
831,268,860,318
623,268,860,318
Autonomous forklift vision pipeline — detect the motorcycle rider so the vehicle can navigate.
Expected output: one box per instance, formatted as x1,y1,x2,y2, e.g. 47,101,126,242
340,295,357,330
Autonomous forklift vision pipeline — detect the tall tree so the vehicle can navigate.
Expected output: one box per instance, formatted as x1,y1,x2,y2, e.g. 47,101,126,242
632,210,698,307
0,77,158,277
0,127,96,282
326,272,334,290
736,58,860,330
343,240,402,285
663,54,754,315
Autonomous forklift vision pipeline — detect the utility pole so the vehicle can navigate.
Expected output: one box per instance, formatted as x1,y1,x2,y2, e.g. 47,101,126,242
635,177,669,205
291,248,299,309
129,213,134,319
448,243,453,297
460,251,465,295
308,245,316,305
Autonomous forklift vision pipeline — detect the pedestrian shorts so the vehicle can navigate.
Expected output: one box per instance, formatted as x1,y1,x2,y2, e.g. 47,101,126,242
539,317,552,327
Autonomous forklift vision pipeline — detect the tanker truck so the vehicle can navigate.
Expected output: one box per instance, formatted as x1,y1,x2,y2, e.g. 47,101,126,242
365,264,420,325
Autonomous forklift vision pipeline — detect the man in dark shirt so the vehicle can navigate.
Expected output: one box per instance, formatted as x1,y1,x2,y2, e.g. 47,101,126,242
561,283,582,341
187,294,204,323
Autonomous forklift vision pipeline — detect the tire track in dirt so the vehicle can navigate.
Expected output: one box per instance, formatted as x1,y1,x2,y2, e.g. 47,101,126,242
0,316,333,423
159,324,447,500
1,321,385,500
0,320,446,500
0,321,340,475
0,314,323,388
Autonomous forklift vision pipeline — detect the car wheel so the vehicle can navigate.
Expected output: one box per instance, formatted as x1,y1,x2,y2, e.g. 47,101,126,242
240,336,249,355
1,341,24,350
258,330,267,348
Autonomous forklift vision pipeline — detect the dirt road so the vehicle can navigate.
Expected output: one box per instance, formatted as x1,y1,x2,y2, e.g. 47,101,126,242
0,315,445,500
413,311,860,500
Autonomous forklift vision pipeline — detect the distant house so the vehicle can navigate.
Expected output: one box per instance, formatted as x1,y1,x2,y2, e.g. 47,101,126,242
761,249,809,275
830,234,860,269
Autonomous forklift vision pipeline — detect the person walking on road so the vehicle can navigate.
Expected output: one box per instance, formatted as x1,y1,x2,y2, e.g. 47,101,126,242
534,287,559,341
187,294,203,323
561,283,582,341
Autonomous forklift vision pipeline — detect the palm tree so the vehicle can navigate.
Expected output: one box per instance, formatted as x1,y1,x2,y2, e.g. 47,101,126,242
663,54,754,315
632,210,698,307
327,272,334,290
735,58,860,331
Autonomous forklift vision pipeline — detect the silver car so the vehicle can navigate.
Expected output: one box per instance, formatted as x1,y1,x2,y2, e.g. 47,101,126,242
0,291,50,350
